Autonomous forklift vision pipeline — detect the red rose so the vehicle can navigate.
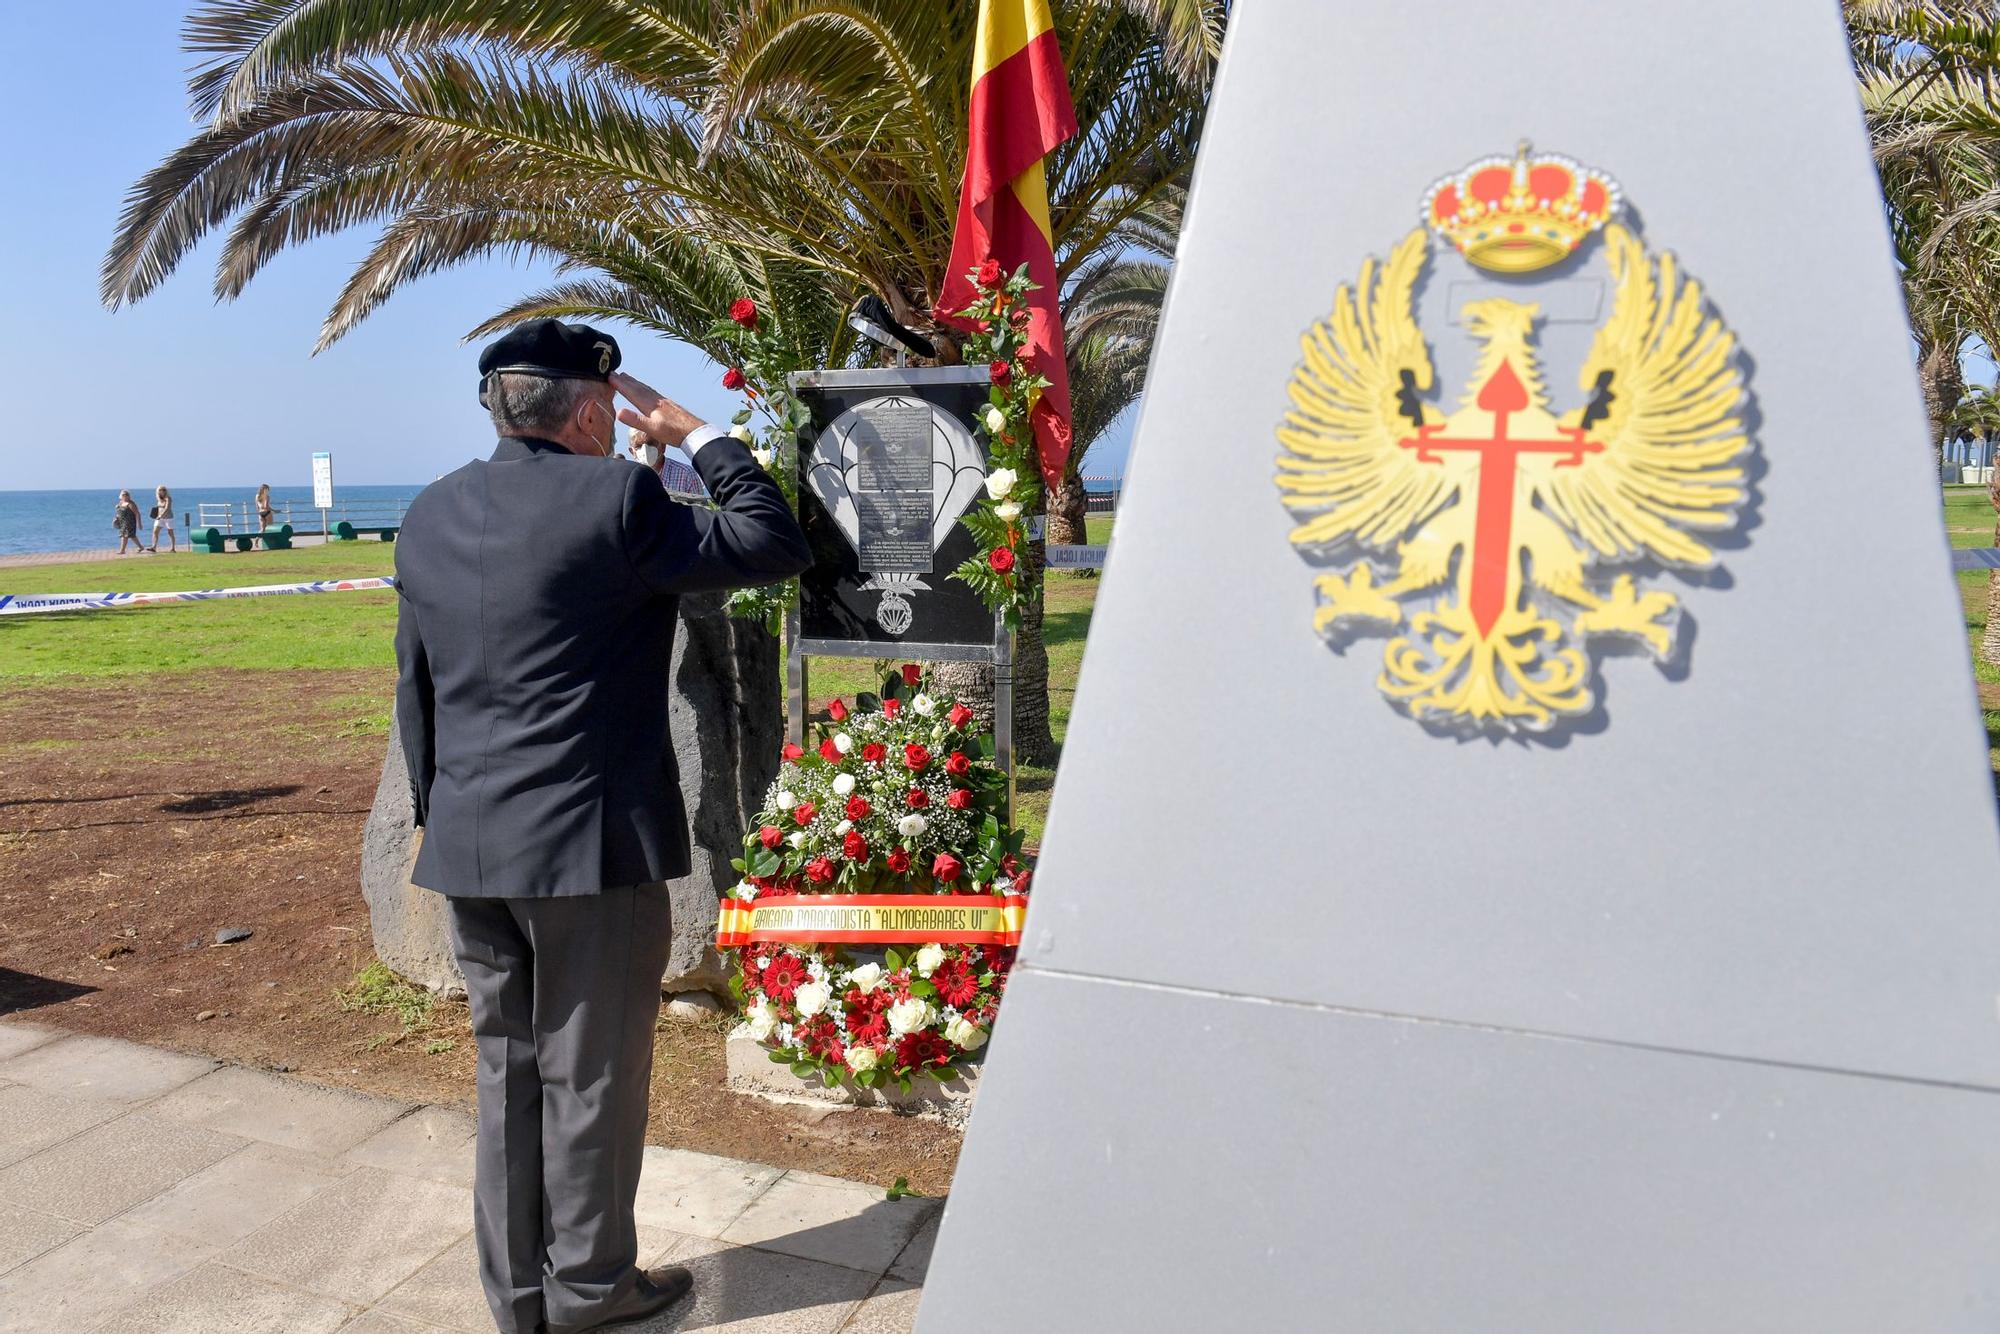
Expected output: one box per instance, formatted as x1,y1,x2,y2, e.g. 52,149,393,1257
944,750,971,777
827,697,848,722
904,744,930,772
988,546,1016,574
794,801,817,826
976,258,1003,287
946,788,972,811
761,954,806,1002
818,738,841,763
883,697,901,720
722,366,746,390
896,1030,953,1069
905,787,929,810
932,852,962,883
988,359,1012,386
1011,869,1032,893
781,742,804,762
948,703,975,730
1001,853,1020,876
730,297,758,328
842,831,868,861
759,825,783,850
901,663,922,687
845,795,872,821
861,742,887,765
886,846,911,874
932,957,979,1008
806,855,836,884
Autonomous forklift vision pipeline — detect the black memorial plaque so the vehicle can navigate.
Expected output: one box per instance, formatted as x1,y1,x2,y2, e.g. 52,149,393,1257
793,369,994,647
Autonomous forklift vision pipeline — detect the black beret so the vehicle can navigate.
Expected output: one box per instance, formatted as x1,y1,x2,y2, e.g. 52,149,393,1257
477,319,621,403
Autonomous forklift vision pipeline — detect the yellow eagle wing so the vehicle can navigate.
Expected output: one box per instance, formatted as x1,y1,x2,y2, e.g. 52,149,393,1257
1275,228,1446,549
1542,224,1748,567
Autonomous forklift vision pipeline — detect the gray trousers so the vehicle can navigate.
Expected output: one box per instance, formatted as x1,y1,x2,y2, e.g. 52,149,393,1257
445,884,672,1334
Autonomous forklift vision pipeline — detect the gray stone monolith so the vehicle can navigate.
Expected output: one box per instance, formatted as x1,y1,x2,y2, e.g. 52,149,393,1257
361,592,780,998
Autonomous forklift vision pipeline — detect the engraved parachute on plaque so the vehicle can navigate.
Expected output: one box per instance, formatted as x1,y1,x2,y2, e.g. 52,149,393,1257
803,392,989,637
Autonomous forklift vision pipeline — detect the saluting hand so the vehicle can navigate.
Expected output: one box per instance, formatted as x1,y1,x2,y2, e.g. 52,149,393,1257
611,371,705,451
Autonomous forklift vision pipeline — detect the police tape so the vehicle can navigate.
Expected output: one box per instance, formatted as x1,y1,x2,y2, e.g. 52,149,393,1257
716,893,1029,948
0,577,397,616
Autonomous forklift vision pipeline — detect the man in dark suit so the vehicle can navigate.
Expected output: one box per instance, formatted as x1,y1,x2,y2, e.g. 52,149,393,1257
394,319,809,1334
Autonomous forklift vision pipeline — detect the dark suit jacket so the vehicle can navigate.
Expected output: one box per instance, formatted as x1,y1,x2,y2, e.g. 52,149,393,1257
393,433,809,897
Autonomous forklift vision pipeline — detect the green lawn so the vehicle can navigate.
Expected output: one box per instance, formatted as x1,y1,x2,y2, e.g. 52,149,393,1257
0,519,1112,840
1941,487,2000,791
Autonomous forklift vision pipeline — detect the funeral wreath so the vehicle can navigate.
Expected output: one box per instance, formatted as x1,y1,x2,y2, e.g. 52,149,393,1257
721,665,1031,1091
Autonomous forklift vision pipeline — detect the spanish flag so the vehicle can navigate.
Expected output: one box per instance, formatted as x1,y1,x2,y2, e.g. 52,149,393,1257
937,0,1078,489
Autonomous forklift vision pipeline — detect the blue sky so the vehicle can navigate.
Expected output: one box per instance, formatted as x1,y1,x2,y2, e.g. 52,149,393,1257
0,2,1133,493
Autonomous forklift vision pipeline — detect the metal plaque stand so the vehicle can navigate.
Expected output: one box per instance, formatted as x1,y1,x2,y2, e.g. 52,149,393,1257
786,609,1015,822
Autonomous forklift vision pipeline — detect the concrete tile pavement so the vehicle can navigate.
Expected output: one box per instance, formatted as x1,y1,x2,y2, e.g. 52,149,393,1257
0,1021,937,1333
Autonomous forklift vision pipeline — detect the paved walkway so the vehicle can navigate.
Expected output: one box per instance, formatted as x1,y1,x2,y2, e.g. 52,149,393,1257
0,1022,934,1333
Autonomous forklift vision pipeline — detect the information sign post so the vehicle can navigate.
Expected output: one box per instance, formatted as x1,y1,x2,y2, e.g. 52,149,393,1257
311,451,334,541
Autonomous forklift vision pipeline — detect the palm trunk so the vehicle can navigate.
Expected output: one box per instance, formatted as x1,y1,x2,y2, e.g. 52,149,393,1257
930,538,1059,767
1047,451,1090,547
1919,337,1963,483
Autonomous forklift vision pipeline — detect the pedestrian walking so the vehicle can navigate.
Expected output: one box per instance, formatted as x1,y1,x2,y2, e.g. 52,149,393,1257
254,483,275,530
393,319,810,1334
149,484,177,553
113,490,145,554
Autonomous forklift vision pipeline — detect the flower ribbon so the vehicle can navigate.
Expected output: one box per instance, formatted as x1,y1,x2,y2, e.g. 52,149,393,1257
716,894,1027,948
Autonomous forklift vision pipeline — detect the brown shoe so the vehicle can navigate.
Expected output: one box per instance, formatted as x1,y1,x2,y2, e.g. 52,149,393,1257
547,1266,694,1333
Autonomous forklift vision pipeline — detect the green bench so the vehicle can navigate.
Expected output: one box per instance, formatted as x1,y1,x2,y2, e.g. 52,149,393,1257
331,521,399,543
192,524,293,554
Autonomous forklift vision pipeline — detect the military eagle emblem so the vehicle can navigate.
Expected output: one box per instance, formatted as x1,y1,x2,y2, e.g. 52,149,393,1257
1275,145,1753,735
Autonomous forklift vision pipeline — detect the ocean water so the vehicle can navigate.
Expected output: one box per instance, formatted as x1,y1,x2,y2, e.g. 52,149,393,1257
0,485,430,557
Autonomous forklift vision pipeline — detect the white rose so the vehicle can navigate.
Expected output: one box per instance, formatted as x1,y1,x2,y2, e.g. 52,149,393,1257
735,879,760,901
729,423,755,444
751,446,774,469
983,405,1007,434
746,996,779,1040
897,813,928,839
831,772,856,797
787,831,807,849
915,943,946,977
887,997,935,1037
834,819,853,837
845,1045,879,1073
945,1015,987,1051
994,500,1022,522
776,790,797,811
910,693,937,717
834,732,854,754
984,466,1017,499
793,980,832,1018
848,963,886,994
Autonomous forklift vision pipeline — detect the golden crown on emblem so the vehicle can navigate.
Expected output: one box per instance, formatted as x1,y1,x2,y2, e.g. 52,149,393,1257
1422,142,1622,273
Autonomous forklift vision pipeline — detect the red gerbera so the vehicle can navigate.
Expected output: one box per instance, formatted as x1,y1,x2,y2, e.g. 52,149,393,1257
932,957,979,1008
845,991,890,1044
761,954,807,1002
896,1029,954,1070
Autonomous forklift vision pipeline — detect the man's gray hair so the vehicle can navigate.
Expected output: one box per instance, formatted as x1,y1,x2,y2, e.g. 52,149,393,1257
488,372,590,436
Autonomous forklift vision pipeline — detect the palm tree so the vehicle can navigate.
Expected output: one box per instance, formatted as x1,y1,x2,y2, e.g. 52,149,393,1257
1850,1,2000,663
104,0,1226,762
